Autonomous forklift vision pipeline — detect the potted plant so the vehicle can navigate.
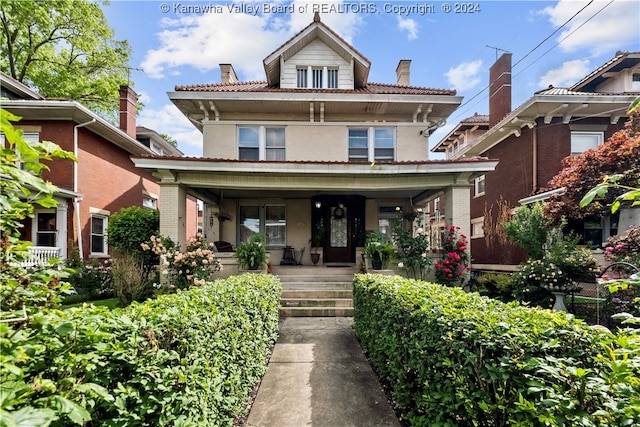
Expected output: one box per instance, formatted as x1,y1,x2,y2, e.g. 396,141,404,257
309,226,325,265
364,231,395,270
234,233,267,270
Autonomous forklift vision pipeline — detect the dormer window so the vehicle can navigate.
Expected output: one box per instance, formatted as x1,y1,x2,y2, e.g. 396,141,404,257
296,66,339,89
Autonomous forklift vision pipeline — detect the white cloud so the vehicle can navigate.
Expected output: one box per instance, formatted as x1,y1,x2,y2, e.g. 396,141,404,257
142,1,364,80
541,0,639,55
137,103,203,156
445,60,483,92
397,16,419,40
539,59,591,88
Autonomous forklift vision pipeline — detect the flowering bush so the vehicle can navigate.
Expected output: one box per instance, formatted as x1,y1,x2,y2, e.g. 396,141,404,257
434,225,470,287
605,225,640,267
66,257,113,298
393,209,431,280
143,233,221,290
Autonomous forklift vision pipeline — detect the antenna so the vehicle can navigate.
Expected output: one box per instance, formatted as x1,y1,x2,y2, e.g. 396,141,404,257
125,67,144,85
486,45,511,60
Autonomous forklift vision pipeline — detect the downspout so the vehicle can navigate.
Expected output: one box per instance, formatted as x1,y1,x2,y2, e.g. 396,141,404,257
532,124,538,194
73,119,96,258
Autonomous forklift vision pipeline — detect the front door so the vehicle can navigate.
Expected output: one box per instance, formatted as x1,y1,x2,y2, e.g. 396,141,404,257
312,196,365,264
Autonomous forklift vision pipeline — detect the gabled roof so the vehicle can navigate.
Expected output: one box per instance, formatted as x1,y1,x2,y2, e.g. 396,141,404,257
570,51,640,92
262,13,371,88
136,126,184,157
0,71,44,100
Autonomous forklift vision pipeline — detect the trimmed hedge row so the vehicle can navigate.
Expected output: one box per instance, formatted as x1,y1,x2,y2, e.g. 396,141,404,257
353,274,639,426
1,273,282,426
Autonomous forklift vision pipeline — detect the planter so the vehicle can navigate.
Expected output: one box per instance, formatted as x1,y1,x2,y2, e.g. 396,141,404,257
371,258,383,270
310,253,320,265
248,260,259,270
551,291,568,312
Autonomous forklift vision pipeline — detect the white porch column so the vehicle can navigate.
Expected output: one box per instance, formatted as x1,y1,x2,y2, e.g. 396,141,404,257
55,198,68,260
160,183,187,249
444,185,472,252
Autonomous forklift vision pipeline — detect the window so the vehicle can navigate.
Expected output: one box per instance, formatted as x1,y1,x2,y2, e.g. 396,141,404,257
312,68,323,88
239,204,286,247
238,126,286,161
471,217,484,239
348,127,395,162
36,211,56,247
327,69,338,88
633,73,640,91
91,215,108,255
143,196,157,209
377,206,397,238
1,132,40,170
571,131,603,155
296,68,307,88
474,175,486,196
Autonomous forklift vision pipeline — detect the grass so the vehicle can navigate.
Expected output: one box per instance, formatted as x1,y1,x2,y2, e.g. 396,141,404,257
63,297,120,310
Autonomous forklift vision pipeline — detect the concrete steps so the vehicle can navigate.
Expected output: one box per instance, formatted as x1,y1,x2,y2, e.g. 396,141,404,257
275,266,357,317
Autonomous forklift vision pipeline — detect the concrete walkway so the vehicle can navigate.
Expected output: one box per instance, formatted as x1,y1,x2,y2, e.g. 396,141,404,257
245,317,401,427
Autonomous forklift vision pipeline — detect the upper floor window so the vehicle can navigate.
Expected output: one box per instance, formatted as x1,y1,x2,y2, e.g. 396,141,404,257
238,126,286,161
633,73,640,91
143,195,157,209
348,128,395,162
296,66,339,89
474,175,486,197
571,131,603,155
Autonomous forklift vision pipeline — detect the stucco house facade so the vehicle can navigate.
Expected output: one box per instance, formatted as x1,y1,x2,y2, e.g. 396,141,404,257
1,72,185,264
432,51,640,269
133,14,498,269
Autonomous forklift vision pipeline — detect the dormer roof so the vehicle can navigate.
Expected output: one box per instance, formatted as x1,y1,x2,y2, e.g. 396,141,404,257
262,13,371,88
570,51,640,92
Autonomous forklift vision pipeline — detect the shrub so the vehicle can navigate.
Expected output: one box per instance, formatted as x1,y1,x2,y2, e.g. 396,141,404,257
475,272,513,301
1,274,282,426
353,274,639,426
433,225,470,287
110,255,151,306
604,225,640,267
393,209,431,280
66,254,113,299
234,233,267,270
364,230,395,269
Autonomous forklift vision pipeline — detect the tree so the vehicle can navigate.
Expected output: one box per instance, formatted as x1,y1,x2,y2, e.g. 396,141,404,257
544,106,640,224
160,133,178,148
0,0,131,120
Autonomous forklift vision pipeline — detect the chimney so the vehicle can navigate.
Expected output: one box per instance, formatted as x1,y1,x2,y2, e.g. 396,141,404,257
119,85,137,139
489,53,512,127
396,59,411,86
220,64,238,84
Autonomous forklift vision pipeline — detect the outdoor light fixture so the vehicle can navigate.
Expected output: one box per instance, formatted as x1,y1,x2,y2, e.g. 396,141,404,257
209,212,215,227
315,201,322,209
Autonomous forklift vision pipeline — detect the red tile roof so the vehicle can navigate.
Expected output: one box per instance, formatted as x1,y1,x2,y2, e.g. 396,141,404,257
175,81,456,96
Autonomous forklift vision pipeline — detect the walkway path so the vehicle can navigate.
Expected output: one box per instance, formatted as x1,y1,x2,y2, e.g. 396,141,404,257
244,317,401,427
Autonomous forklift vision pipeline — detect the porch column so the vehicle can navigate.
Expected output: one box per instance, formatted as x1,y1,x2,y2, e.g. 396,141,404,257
55,198,68,260
444,185,472,252
159,183,187,249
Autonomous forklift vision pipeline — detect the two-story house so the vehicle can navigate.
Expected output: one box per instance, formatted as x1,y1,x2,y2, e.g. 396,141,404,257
432,51,640,269
1,72,184,264
133,14,498,268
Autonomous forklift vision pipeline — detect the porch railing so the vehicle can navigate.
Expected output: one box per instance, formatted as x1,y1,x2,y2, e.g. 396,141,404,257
10,246,62,268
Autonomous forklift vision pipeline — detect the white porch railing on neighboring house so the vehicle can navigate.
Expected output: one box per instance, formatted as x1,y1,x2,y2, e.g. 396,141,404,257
10,246,62,268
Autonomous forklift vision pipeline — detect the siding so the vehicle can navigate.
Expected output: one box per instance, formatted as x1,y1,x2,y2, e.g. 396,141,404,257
281,39,352,89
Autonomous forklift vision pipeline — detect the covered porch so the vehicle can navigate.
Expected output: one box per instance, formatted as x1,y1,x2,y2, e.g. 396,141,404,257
133,157,498,272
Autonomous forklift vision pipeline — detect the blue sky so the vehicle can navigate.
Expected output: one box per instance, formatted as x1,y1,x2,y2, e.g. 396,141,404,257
101,0,639,157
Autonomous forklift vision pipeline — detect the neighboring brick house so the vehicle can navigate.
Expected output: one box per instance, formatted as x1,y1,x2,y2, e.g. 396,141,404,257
133,14,498,270
432,51,640,269
1,72,184,263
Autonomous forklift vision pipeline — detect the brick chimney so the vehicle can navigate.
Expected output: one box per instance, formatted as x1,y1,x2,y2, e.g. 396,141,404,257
220,64,238,84
396,59,411,86
119,85,137,138
489,53,512,127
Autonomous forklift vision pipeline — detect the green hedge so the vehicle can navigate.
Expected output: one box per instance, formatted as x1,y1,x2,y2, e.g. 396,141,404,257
1,273,281,426
353,274,639,426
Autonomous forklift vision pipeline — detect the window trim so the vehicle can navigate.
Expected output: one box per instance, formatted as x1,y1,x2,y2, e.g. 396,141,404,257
570,131,603,155
471,217,485,239
238,203,287,248
474,175,486,197
32,209,57,247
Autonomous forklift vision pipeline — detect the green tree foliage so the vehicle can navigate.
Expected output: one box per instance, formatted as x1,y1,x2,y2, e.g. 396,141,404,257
0,108,76,313
107,206,159,257
501,203,550,260
0,0,131,120
159,133,178,148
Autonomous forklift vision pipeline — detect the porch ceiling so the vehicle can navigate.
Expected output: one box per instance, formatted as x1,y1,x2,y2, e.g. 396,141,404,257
133,157,498,204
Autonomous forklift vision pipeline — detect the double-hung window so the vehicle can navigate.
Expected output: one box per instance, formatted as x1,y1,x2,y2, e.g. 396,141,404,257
238,126,286,161
348,127,395,162
296,66,339,89
474,175,486,197
91,215,108,256
35,211,57,247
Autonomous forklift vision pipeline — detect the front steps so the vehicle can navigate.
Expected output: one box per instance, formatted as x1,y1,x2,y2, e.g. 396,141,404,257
274,266,357,317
